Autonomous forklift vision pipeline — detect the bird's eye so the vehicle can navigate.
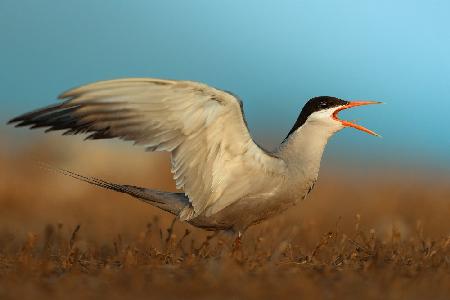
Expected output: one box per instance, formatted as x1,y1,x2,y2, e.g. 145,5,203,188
319,102,328,108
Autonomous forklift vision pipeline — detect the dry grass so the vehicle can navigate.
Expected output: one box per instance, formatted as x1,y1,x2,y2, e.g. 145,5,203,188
0,135,449,299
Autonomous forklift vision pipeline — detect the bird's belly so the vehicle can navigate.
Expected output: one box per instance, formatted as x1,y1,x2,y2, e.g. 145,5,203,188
190,177,316,232
201,193,301,232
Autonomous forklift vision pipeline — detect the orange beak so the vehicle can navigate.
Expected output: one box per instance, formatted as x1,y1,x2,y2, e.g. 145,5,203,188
332,101,382,137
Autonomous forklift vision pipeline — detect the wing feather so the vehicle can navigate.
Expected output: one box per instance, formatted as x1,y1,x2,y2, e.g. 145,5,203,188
9,78,286,218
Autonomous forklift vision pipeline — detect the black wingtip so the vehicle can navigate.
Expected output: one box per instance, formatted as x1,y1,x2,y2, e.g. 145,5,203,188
6,103,68,129
7,115,24,126
7,115,34,128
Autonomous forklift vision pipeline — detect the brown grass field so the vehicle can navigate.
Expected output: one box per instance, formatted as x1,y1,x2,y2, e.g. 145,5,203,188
0,134,449,299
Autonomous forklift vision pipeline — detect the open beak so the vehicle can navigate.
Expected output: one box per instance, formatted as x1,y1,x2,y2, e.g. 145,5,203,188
332,101,382,137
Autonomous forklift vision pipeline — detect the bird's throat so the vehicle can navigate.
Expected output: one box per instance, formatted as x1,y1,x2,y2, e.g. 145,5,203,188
277,121,337,179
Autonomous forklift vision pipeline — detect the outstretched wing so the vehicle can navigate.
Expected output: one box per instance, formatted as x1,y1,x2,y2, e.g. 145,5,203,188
9,78,286,218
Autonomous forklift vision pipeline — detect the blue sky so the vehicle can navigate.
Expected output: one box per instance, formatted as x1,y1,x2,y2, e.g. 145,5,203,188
1,0,449,167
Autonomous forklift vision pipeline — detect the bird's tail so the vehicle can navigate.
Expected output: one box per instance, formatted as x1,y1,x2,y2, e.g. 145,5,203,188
37,162,190,216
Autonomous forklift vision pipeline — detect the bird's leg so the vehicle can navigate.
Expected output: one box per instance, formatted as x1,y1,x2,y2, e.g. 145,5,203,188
232,231,242,253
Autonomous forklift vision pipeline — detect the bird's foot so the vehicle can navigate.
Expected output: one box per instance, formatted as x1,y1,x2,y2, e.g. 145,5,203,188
231,232,242,254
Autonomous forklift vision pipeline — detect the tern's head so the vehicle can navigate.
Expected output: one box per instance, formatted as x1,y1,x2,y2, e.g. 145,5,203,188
286,96,381,140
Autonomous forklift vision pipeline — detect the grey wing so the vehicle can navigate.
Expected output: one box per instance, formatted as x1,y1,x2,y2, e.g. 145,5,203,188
9,78,287,219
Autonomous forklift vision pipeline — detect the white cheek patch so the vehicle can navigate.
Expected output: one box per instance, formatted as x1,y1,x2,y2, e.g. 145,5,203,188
306,108,341,126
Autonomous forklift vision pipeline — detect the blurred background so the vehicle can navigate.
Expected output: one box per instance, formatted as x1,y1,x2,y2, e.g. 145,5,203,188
1,0,450,168
0,1,449,298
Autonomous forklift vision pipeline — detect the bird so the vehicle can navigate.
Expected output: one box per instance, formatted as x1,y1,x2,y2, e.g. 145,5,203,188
8,77,381,241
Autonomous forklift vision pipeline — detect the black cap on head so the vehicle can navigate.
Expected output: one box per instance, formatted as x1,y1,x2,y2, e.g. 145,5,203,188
285,96,348,139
